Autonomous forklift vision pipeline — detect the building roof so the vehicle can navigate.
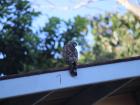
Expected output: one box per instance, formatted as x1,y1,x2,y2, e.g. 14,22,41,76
0,56,140,105
0,56,140,80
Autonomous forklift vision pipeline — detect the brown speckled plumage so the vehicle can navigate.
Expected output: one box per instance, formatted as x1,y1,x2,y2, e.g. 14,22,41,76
62,41,78,76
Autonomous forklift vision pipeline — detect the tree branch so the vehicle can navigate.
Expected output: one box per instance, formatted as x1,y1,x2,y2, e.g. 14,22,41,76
117,0,140,19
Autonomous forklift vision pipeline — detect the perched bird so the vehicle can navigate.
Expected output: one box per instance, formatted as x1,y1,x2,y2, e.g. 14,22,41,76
62,41,78,76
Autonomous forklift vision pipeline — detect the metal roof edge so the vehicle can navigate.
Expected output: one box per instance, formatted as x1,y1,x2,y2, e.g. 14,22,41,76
0,56,140,80
0,57,140,99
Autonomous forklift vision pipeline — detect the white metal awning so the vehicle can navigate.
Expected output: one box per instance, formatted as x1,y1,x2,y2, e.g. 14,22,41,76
0,58,140,100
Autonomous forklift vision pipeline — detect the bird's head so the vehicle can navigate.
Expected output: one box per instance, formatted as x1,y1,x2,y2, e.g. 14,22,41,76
69,41,77,47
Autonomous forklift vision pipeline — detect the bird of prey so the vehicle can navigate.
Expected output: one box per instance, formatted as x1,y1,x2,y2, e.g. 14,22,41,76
62,41,78,76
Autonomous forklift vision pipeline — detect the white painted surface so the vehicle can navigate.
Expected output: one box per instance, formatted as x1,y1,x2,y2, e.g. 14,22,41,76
0,60,140,99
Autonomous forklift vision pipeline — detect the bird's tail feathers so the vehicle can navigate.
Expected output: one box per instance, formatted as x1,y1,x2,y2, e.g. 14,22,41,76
69,62,77,76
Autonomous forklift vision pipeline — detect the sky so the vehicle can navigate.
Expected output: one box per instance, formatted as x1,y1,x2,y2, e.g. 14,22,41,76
29,0,140,29
29,0,128,29
28,0,129,45
0,0,139,75
26,0,129,56
26,0,129,59
0,0,127,60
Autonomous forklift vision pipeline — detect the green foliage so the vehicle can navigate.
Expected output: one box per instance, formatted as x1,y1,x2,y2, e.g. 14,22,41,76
0,0,139,75
0,0,89,75
0,0,40,75
80,12,140,63
36,16,89,69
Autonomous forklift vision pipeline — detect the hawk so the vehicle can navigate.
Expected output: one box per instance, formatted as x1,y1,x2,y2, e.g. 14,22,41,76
62,41,78,76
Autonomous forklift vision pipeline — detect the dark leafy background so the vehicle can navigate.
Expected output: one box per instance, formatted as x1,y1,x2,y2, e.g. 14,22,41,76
0,0,140,75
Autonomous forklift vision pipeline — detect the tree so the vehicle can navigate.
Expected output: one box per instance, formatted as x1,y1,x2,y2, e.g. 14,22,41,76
0,0,89,74
80,12,140,63
0,0,40,75
2,0,140,75
117,0,140,19
36,16,89,69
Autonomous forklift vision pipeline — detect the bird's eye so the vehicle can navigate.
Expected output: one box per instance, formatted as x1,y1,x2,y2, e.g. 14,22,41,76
74,43,77,47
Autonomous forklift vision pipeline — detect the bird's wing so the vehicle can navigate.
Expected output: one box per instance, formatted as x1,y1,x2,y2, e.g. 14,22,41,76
62,45,71,60
74,48,78,58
